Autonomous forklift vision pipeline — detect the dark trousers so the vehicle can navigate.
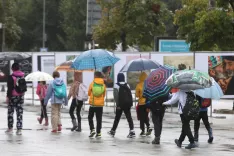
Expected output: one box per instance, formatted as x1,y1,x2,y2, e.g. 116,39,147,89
8,96,24,130
69,99,83,122
112,107,134,131
151,108,165,137
194,111,211,133
88,106,103,133
138,105,150,132
179,114,195,143
40,99,48,119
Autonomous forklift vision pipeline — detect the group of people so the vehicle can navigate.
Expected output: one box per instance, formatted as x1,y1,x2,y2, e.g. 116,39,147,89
5,62,213,149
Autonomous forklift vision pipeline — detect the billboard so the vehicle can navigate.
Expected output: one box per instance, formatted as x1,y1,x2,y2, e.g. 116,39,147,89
159,40,190,52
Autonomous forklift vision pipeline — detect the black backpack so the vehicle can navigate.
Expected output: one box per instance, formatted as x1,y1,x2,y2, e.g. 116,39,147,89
181,92,200,120
12,75,27,93
118,83,133,109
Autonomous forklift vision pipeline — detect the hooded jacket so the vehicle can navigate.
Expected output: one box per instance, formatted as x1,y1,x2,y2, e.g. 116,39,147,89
135,72,147,105
36,84,48,100
7,70,25,98
44,78,68,105
88,78,106,106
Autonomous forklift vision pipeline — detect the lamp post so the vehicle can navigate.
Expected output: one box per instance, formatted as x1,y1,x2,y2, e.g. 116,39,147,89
1,0,6,92
42,0,46,48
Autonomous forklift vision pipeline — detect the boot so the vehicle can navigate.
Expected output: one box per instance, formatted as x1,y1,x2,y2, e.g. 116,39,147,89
76,122,82,132
152,136,160,144
44,118,49,126
58,124,62,132
208,128,213,143
37,117,43,124
194,131,199,142
71,119,78,131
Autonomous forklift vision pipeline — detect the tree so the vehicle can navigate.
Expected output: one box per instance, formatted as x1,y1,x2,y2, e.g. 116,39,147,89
174,0,234,51
59,0,86,51
93,0,171,51
0,0,22,51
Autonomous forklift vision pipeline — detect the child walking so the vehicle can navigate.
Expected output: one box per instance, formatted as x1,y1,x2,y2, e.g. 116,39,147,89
36,81,48,126
88,71,106,138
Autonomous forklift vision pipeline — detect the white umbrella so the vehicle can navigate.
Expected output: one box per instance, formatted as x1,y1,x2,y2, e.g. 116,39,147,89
25,71,53,82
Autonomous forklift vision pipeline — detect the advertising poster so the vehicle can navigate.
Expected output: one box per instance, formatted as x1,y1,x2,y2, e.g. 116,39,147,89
15,57,32,77
126,55,150,89
0,60,10,82
163,56,193,69
37,56,55,75
66,55,77,85
208,56,234,95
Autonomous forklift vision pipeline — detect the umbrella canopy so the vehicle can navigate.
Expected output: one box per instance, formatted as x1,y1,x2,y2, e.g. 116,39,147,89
166,69,212,90
193,78,224,99
55,60,94,72
120,58,161,72
0,52,31,61
71,49,120,70
143,65,176,102
25,71,54,82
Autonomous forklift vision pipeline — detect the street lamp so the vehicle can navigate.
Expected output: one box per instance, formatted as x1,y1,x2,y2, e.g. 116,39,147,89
1,0,6,92
42,0,46,48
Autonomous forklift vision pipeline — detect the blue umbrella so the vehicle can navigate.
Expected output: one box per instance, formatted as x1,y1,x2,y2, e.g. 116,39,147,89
120,58,160,72
71,49,120,70
193,78,224,100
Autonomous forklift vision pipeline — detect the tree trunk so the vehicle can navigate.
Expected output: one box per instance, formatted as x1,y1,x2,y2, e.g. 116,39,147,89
121,31,127,52
209,0,215,8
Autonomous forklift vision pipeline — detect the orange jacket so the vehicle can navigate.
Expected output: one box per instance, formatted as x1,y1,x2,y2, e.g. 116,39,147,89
88,78,106,106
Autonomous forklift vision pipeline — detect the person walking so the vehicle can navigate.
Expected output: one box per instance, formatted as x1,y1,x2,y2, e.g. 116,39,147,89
6,63,27,135
149,95,169,144
163,90,197,149
88,71,106,138
44,71,68,133
194,96,213,143
36,81,49,126
135,72,152,136
108,73,135,138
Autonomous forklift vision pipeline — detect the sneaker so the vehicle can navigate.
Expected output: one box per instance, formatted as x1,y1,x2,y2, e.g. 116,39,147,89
51,130,57,133
5,129,13,134
95,133,102,138
208,137,213,144
127,131,136,138
140,131,146,137
175,139,182,148
108,130,115,137
16,130,22,135
146,128,153,136
37,117,42,124
185,143,197,149
58,125,62,132
89,130,96,138
152,137,160,144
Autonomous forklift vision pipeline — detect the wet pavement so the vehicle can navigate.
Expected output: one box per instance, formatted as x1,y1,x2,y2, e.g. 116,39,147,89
0,107,234,156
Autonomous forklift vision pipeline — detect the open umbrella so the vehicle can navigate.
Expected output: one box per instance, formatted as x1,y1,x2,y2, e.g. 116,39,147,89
25,71,54,81
120,58,160,72
0,52,31,61
71,49,120,70
55,60,94,72
143,65,176,102
193,78,224,99
166,69,212,90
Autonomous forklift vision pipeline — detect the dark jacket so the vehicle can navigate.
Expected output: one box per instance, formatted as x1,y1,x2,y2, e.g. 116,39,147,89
148,96,169,113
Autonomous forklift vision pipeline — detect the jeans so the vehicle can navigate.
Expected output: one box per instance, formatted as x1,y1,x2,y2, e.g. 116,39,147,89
151,108,165,137
112,107,134,131
88,107,103,133
138,105,150,132
194,111,211,133
40,99,48,119
51,104,61,130
7,96,24,130
179,114,195,143
69,99,83,123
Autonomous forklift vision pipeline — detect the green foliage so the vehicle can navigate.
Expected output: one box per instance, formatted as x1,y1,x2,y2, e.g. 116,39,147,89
175,0,234,51
93,0,172,51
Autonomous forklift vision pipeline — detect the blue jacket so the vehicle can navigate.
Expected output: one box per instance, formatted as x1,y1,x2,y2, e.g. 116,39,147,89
44,78,68,105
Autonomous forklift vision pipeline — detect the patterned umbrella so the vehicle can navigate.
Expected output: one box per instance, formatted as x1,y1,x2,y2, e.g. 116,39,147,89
143,65,176,102
55,60,93,72
166,69,212,90
71,49,120,70
120,58,160,72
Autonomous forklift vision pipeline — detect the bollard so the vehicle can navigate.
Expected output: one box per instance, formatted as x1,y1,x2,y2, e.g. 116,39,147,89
1,85,5,92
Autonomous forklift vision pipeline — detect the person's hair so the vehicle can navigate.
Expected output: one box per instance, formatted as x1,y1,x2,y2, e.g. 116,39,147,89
94,71,103,78
41,81,46,85
52,71,60,78
102,66,111,73
178,64,186,70
12,63,20,71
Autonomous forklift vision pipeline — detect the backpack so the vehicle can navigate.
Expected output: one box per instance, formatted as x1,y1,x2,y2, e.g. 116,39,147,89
77,83,88,101
12,75,27,93
92,82,105,97
118,83,133,109
201,98,211,108
53,83,66,99
182,92,200,120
